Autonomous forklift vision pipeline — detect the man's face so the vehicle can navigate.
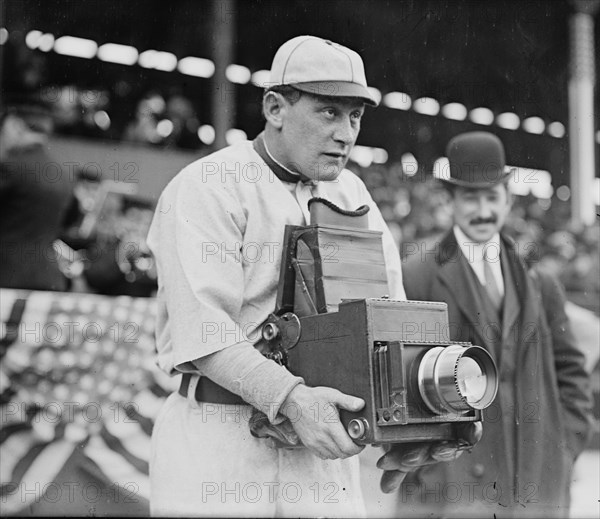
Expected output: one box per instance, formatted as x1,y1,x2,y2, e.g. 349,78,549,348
278,93,364,181
451,184,512,243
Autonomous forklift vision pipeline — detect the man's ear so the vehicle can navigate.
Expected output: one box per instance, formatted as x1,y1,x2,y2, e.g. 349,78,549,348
263,91,286,129
508,193,515,209
504,183,514,208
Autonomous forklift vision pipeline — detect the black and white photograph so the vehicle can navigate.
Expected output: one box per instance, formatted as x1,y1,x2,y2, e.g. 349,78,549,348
1,0,599,517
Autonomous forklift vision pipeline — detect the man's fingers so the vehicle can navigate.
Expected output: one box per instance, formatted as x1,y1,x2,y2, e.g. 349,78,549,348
284,386,367,460
455,421,483,446
377,443,430,471
312,430,363,460
429,442,463,462
328,389,365,413
331,427,365,457
376,435,478,492
315,447,339,460
319,413,365,458
380,470,408,494
304,435,341,460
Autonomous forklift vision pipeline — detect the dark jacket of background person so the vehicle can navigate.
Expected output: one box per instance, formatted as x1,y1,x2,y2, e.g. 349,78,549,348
0,114,73,291
399,230,593,518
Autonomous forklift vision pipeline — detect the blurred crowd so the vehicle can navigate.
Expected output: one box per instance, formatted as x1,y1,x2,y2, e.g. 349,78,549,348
2,86,598,311
51,157,600,314
2,32,599,313
350,163,600,313
49,85,206,151
2,31,208,150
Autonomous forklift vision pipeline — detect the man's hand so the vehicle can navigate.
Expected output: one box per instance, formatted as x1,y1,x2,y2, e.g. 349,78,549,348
376,421,483,493
280,384,365,460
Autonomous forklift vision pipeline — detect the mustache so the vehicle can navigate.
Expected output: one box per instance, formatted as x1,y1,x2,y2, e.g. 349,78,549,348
470,217,497,225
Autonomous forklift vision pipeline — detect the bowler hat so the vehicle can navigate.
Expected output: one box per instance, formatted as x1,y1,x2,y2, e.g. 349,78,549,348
269,36,378,106
442,132,510,188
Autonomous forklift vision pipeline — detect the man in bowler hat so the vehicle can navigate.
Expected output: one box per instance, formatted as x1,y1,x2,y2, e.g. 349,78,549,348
398,131,593,517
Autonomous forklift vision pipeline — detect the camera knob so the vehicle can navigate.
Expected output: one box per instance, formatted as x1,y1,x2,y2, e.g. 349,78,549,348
262,322,280,341
347,418,369,440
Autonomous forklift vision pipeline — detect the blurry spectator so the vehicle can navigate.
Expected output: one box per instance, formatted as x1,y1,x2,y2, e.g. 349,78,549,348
1,30,47,97
122,91,202,151
1,31,78,290
123,91,166,145
162,93,201,150
50,85,83,134
58,167,157,297
348,156,599,315
81,189,157,297
0,102,74,291
50,85,114,139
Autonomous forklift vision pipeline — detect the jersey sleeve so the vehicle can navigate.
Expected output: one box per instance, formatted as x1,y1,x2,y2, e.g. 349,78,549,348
147,168,250,370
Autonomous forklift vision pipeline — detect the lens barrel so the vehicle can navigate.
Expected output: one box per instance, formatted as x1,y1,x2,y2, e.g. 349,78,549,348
417,345,498,415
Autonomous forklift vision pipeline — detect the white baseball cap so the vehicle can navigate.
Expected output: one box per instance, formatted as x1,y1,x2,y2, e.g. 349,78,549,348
268,35,378,106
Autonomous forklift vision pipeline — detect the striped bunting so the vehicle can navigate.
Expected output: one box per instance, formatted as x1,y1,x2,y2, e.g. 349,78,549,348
0,288,169,515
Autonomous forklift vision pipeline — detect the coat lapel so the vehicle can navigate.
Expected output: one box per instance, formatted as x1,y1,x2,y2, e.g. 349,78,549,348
500,234,542,359
436,232,491,350
500,238,520,339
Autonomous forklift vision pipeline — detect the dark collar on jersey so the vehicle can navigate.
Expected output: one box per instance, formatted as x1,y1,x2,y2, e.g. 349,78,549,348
253,132,311,184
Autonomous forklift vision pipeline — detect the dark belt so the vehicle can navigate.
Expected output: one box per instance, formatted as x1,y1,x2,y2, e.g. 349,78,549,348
178,373,246,405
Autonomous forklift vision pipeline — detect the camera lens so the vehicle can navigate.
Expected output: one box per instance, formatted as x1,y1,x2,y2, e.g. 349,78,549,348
417,345,498,415
456,356,487,405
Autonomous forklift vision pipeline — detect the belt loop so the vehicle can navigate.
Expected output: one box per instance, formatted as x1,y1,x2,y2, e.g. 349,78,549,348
186,374,202,410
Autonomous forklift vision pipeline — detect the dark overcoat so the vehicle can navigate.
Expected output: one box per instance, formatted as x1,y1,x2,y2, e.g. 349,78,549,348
399,230,592,518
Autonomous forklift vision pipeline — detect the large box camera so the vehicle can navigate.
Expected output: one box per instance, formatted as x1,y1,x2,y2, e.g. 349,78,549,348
262,221,498,445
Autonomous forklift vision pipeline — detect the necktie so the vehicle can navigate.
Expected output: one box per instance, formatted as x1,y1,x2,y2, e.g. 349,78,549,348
483,250,503,312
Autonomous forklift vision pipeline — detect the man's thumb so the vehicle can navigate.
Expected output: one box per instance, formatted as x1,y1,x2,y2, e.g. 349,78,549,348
380,470,408,494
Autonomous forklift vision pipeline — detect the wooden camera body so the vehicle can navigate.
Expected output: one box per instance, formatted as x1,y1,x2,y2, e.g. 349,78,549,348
263,223,498,445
